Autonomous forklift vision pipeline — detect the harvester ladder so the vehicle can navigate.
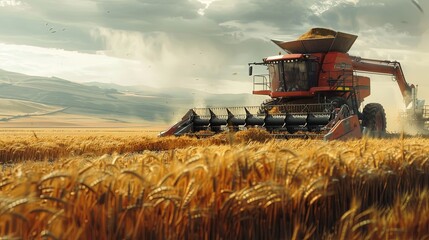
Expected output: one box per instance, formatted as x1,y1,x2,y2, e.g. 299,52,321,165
424,105,429,119
349,75,360,115
424,105,429,131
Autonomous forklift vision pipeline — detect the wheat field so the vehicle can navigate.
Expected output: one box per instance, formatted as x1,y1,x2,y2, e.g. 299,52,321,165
0,128,429,239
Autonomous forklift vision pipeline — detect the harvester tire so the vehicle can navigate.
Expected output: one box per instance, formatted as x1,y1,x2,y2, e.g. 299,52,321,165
362,103,386,138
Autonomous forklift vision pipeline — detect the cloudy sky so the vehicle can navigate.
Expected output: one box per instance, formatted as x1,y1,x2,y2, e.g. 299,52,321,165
0,0,428,102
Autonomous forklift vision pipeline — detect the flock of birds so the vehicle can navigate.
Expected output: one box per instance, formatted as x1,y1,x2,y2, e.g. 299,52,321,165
45,23,66,34
41,1,424,36
43,10,111,35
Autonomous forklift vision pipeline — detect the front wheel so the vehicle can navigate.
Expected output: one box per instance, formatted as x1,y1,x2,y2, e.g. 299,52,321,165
362,103,386,138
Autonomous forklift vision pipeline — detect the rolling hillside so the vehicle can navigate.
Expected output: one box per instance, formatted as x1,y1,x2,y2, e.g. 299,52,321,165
0,69,265,127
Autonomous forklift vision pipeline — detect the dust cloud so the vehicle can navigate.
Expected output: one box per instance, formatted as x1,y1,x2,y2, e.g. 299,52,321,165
357,23,429,134
362,78,404,132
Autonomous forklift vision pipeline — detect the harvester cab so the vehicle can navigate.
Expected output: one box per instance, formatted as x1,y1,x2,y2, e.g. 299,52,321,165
160,28,428,140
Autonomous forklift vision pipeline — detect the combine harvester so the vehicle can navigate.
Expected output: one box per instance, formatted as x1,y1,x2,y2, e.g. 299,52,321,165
160,28,428,140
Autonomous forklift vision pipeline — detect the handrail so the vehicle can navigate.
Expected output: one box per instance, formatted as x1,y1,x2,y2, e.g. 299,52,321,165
327,70,355,88
253,74,270,91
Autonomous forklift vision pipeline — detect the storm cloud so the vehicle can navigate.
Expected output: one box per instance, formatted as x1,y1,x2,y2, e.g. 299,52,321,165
0,0,428,96
2,0,427,49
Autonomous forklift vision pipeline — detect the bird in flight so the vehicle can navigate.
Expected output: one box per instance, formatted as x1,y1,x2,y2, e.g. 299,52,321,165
411,0,424,14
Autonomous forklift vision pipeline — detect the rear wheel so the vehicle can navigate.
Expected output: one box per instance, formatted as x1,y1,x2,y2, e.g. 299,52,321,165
362,103,386,138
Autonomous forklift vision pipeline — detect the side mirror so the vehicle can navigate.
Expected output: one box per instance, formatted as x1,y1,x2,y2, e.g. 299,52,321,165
249,66,253,76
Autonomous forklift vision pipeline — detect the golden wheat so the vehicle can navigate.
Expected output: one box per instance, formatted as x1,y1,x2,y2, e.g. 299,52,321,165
0,129,428,239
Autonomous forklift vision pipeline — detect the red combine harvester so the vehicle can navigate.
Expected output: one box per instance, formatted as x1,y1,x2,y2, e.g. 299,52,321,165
160,28,428,140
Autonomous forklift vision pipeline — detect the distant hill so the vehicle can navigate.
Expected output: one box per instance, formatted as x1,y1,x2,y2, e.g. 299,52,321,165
0,69,266,127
